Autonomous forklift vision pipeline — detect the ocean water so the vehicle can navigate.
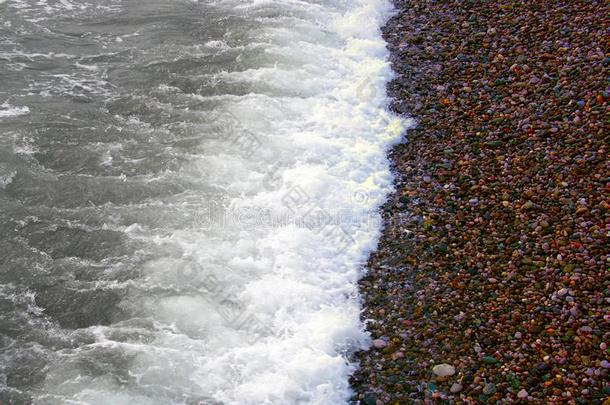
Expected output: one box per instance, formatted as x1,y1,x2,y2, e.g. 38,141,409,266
0,0,407,403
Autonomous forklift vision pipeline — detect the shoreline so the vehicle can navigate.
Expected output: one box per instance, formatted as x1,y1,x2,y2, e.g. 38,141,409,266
352,0,608,403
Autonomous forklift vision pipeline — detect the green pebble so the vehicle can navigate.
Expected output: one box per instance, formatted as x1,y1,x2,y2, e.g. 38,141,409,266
482,356,498,364
507,374,520,390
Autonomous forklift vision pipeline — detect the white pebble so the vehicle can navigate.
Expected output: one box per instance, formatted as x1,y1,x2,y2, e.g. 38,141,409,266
432,363,455,377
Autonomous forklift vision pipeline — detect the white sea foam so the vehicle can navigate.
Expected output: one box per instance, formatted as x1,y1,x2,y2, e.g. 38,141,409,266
172,0,406,402
0,102,30,117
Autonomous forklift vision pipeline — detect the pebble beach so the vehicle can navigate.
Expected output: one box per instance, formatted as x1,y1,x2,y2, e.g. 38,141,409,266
351,0,609,403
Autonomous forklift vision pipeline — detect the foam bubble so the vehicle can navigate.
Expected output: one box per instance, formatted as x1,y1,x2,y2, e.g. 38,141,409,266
0,102,29,117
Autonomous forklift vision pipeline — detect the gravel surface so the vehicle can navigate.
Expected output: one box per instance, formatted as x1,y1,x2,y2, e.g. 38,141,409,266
351,0,609,403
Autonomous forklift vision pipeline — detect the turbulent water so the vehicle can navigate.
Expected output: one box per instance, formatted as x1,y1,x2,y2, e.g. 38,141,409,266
0,0,406,403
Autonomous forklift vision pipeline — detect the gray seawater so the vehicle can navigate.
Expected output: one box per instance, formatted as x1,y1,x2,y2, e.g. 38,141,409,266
0,0,404,403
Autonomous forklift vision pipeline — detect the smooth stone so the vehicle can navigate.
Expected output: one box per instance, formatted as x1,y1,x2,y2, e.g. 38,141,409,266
517,389,528,399
432,363,455,377
450,383,463,393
